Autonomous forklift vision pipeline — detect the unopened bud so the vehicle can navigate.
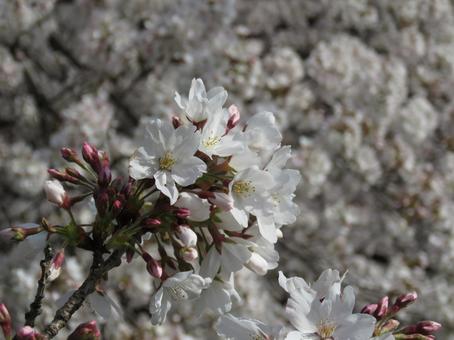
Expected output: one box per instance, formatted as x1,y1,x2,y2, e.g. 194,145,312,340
112,199,123,215
65,167,83,180
142,252,163,279
60,147,84,167
245,253,268,276
82,142,101,173
381,319,400,333
48,169,78,184
175,225,197,247
98,161,111,187
227,105,240,130
416,321,442,335
395,291,418,309
16,326,44,340
1,224,43,242
361,303,378,315
44,180,67,207
180,247,198,262
144,218,161,229
374,296,389,319
0,304,12,340
209,192,233,211
176,208,191,219
48,249,65,282
172,116,182,128
68,320,101,340
95,190,109,215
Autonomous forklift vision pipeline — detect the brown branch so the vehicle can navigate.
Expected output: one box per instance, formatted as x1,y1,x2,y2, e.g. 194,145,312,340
43,250,124,339
24,244,55,327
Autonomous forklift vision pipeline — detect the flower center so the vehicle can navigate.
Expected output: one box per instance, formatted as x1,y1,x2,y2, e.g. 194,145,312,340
168,285,189,301
318,320,336,339
232,180,255,196
202,136,221,148
159,152,176,171
249,334,268,340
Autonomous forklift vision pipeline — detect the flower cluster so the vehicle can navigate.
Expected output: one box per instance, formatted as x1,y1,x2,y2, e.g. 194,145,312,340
0,79,300,338
216,269,442,340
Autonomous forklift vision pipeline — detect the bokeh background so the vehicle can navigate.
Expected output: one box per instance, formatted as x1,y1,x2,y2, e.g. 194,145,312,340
1,0,454,338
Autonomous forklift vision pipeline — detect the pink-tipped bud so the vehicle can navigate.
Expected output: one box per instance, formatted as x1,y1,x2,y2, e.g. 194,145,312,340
176,208,191,219
144,218,161,229
48,169,78,184
142,252,163,279
172,116,182,128
227,105,240,130
381,319,400,333
416,321,442,335
112,199,123,215
180,247,198,262
44,180,68,207
68,320,101,340
82,142,101,173
209,192,234,211
60,147,83,166
175,225,197,247
374,296,389,319
98,161,111,187
65,167,84,180
16,326,44,340
48,249,65,282
361,303,378,315
0,224,42,242
0,304,12,340
395,291,418,309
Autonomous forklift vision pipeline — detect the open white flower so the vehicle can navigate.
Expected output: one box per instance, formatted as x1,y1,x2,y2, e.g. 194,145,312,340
279,271,375,340
216,313,283,340
194,273,240,316
229,166,275,216
199,107,244,158
174,78,227,123
129,119,206,204
149,271,211,325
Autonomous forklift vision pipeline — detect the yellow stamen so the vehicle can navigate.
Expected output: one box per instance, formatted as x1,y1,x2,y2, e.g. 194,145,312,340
318,320,336,339
232,180,255,195
203,136,221,148
159,152,176,171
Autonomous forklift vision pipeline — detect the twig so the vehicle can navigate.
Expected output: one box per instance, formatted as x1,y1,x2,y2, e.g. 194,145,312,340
24,244,55,327
43,250,124,339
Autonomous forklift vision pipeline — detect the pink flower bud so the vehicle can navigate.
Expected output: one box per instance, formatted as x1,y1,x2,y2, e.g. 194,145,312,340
395,291,418,309
374,296,389,319
245,253,268,276
68,320,101,340
361,303,378,315
172,116,182,128
65,168,84,180
60,147,83,166
44,180,67,207
48,169,78,184
381,319,400,333
48,249,65,282
416,321,442,335
180,247,198,262
16,326,43,340
98,161,111,187
0,304,12,340
95,190,109,215
82,142,101,173
142,252,163,279
208,192,233,211
227,105,240,130
176,208,191,219
144,218,161,230
175,225,197,247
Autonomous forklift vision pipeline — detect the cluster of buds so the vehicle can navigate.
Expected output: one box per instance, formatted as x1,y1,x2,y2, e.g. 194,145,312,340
362,292,442,339
2,79,300,332
0,303,100,340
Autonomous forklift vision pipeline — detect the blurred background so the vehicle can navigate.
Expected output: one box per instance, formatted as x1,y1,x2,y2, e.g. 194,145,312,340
1,0,454,338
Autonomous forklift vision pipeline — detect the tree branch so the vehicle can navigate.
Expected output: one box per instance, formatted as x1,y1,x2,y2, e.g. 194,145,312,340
43,250,124,339
24,244,55,327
